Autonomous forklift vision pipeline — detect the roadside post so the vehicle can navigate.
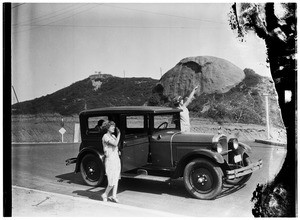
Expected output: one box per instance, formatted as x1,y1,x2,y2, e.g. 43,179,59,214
59,127,66,143
59,118,66,142
73,123,80,143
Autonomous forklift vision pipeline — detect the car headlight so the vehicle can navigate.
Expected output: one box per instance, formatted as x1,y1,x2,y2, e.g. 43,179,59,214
233,139,239,149
217,143,223,153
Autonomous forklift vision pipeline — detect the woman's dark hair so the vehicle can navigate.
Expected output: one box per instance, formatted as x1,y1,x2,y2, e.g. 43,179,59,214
102,121,116,130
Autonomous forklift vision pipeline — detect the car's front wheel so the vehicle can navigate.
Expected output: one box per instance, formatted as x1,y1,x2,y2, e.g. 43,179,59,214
80,153,106,186
183,158,223,200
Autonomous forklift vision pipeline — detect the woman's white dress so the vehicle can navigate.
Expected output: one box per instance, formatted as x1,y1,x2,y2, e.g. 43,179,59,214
178,105,191,132
102,133,121,186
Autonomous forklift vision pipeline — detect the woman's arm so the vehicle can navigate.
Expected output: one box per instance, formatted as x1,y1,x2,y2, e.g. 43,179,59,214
105,128,121,147
183,86,199,107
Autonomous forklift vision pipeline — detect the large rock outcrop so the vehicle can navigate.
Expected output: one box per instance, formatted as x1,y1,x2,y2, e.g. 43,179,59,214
159,56,245,98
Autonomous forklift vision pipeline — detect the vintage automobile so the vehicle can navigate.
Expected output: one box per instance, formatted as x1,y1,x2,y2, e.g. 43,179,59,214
66,106,262,200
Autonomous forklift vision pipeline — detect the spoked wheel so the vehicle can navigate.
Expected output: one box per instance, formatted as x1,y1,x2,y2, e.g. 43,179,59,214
225,155,252,185
183,158,223,200
80,154,106,186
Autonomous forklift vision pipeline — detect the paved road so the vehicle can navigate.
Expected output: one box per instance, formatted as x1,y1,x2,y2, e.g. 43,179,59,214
12,142,286,217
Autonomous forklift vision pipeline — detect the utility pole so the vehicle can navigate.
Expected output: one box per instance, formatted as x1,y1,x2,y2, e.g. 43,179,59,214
12,85,19,103
160,67,162,78
263,93,271,140
123,70,125,84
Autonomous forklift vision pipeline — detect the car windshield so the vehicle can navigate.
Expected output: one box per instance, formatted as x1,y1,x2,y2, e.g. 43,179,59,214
154,113,180,130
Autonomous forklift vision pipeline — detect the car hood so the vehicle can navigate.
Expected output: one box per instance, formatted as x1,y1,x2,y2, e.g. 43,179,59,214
152,130,217,143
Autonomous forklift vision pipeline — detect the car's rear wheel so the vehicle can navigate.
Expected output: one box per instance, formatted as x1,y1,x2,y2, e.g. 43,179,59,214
183,158,223,200
80,154,106,186
225,155,252,185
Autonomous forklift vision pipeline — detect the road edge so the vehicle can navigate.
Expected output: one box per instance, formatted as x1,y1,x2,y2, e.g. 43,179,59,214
12,185,182,217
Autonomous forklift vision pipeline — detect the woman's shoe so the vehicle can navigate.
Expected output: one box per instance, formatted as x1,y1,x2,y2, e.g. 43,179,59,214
101,194,107,202
110,197,119,203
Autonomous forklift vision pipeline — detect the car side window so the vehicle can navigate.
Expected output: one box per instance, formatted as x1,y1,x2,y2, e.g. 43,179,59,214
154,114,179,129
125,115,147,137
88,116,108,134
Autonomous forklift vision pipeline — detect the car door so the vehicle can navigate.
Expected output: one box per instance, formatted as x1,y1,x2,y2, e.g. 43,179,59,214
120,114,149,172
149,113,179,168
150,131,173,168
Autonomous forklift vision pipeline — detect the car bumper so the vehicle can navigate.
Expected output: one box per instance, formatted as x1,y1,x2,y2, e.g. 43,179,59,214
226,159,263,180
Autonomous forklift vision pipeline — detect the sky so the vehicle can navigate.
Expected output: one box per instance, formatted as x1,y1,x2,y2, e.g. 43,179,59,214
11,2,271,104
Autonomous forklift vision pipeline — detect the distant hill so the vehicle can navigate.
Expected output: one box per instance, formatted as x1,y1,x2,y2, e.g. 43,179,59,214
12,74,158,115
12,56,284,127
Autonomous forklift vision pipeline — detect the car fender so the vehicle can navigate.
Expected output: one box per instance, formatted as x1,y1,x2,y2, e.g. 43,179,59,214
75,147,105,173
237,142,252,156
172,149,224,179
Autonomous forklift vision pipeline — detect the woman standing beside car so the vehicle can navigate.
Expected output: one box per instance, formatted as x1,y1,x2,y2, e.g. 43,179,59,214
101,121,121,203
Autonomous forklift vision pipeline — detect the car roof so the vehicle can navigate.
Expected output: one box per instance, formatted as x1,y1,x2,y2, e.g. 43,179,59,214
80,106,181,116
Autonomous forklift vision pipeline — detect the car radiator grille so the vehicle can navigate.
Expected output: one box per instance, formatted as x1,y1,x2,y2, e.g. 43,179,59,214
219,136,228,162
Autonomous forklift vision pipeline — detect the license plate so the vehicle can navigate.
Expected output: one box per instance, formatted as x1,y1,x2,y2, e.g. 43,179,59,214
234,154,242,163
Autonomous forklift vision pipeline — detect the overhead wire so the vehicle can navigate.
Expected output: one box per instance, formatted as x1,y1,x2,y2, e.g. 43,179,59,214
13,24,219,30
101,4,227,24
13,4,90,33
13,4,103,34
43,3,104,26
13,3,226,35
12,3,26,9
12,4,87,27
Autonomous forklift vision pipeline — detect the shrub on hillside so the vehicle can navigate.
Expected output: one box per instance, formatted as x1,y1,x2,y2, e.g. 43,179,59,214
148,93,161,106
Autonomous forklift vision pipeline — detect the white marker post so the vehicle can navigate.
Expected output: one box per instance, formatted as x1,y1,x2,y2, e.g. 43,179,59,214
59,127,66,143
73,123,80,143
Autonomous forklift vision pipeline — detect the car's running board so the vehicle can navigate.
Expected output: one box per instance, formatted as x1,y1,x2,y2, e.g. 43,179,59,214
121,173,171,182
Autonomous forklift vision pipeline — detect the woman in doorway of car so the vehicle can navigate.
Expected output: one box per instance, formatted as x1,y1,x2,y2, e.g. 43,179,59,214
174,85,199,132
101,121,121,203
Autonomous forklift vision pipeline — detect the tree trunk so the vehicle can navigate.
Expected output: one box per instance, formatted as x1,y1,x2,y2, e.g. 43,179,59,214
253,3,296,217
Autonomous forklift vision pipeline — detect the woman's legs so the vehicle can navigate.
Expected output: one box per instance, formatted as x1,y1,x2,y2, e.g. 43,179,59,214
102,185,113,201
112,181,119,198
104,185,113,195
110,182,119,203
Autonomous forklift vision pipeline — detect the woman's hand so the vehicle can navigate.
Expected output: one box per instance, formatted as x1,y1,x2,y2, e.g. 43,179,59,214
104,151,108,158
116,127,120,134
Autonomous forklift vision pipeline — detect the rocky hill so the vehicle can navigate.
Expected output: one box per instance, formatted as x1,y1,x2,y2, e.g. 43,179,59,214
151,56,283,127
160,56,245,97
